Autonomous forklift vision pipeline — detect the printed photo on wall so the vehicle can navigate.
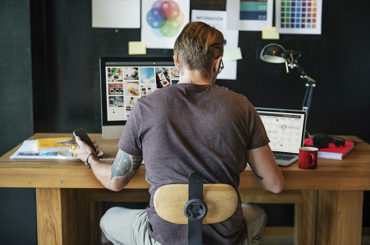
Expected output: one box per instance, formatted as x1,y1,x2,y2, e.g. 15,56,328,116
109,96,124,107
155,67,171,88
107,67,123,82
124,81,140,96
108,84,123,95
139,67,155,83
123,67,139,80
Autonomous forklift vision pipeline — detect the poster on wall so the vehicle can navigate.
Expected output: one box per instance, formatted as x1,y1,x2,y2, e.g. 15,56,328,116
276,0,322,34
226,0,273,31
141,0,190,49
92,0,140,28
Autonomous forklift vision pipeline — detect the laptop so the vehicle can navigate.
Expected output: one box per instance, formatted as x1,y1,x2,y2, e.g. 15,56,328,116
256,108,307,166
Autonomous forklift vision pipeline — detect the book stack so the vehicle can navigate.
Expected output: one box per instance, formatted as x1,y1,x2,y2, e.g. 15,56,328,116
304,138,355,160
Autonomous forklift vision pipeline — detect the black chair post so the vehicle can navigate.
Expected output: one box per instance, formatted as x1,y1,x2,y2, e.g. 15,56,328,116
184,173,208,245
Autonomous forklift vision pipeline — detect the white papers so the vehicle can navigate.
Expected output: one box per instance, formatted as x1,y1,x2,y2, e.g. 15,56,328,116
192,10,227,30
191,10,239,80
276,0,322,34
226,0,273,31
142,0,190,49
92,0,140,28
10,140,61,159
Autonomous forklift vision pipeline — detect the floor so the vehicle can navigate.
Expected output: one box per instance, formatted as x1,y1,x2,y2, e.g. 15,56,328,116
261,228,370,245
261,227,293,245
101,227,370,245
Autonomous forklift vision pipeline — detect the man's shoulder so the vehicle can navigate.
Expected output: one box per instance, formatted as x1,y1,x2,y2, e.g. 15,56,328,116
139,85,173,101
213,85,250,103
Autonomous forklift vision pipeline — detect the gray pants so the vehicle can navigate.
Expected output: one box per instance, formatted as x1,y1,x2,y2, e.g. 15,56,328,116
100,203,267,245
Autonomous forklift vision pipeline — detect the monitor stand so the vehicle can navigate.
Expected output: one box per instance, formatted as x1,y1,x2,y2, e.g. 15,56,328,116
102,125,124,139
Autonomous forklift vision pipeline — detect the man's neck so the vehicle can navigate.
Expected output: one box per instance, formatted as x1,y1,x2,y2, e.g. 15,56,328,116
178,69,214,85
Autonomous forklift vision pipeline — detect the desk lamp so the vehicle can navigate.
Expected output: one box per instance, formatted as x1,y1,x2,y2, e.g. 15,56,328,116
260,43,317,117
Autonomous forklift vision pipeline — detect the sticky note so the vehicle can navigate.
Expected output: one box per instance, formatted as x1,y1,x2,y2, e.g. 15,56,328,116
128,41,146,55
223,47,243,61
262,27,280,40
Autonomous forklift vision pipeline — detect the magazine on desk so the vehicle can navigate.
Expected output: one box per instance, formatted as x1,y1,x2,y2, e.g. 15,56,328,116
10,138,107,161
10,140,63,159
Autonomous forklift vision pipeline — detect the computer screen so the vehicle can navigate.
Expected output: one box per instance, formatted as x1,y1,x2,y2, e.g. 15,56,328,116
256,108,306,154
100,57,178,138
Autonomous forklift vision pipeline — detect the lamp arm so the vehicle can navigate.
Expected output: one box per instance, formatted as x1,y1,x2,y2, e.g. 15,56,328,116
290,61,317,84
289,60,317,115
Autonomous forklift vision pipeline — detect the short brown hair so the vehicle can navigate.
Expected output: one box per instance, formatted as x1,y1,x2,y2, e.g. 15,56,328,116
174,22,226,77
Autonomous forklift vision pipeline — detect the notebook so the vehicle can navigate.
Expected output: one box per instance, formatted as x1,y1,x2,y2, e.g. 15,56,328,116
256,108,307,166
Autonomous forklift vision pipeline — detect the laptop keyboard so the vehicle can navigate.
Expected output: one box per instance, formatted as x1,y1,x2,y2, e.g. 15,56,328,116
273,152,296,160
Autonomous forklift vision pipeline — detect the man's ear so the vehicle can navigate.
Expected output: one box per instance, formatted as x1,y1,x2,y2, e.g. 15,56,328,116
173,55,180,69
213,56,223,73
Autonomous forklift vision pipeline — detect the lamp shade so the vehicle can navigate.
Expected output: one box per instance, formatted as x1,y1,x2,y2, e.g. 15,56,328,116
260,43,286,64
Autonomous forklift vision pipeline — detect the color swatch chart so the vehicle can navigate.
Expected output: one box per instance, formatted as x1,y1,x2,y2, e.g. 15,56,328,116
276,0,322,34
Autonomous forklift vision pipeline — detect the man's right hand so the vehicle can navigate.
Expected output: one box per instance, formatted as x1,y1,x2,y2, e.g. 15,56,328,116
247,145,285,194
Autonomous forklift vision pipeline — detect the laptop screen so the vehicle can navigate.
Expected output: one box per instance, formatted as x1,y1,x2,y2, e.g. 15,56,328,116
256,108,306,154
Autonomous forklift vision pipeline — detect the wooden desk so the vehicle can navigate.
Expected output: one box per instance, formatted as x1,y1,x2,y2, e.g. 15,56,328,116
0,133,369,245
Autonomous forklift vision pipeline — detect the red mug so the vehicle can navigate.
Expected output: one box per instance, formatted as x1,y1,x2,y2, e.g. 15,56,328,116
298,147,319,169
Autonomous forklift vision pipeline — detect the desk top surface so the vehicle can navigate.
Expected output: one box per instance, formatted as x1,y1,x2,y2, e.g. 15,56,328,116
0,133,369,190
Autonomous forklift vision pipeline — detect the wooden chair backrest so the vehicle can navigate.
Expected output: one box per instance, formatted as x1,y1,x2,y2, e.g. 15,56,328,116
154,183,238,225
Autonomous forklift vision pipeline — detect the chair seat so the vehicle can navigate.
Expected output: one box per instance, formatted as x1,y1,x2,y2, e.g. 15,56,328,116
154,183,238,224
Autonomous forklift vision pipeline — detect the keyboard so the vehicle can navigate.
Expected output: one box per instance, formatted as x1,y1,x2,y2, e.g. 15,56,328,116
273,152,296,160
273,152,298,166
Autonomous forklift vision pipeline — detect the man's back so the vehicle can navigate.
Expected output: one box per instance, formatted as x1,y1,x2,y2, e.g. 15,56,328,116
119,83,269,245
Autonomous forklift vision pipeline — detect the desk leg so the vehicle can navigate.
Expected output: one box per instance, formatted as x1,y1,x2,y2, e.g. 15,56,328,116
299,190,317,245
36,188,80,245
316,190,363,245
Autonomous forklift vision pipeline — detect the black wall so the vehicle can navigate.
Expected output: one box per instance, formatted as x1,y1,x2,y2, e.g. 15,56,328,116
0,0,37,244
1,0,370,244
31,0,370,142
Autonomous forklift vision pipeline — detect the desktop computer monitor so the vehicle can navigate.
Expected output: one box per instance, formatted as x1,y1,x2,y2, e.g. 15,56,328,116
100,57,178,139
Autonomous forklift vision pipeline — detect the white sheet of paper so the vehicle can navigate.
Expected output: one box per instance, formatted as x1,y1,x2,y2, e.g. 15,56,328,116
276,0,322,34
92,0,140,28
226,0,273,31
141,0,190,49
191,10,239,80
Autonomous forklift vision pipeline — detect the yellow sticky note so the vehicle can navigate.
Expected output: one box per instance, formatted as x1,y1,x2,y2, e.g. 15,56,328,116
223,47,242,61
128,41,146,55
262,27,280,40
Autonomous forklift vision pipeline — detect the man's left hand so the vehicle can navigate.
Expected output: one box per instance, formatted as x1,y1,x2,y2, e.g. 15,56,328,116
74,136,99,162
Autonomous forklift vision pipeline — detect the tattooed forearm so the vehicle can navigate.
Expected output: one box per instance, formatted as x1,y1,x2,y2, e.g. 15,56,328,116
111,149,143,185
249,163,264,181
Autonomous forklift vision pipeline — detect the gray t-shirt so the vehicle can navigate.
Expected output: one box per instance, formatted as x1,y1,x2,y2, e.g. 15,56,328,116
119,83,269,245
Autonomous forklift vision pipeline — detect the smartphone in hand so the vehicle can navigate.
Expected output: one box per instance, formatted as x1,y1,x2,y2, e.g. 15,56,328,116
73,128,96,152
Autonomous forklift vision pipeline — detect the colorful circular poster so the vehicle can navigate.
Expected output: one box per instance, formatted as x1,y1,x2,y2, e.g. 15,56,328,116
146,0,185,37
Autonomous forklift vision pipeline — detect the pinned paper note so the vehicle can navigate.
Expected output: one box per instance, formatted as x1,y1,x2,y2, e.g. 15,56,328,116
223,47,243,61
262,27,280,40
128,42,147,55
92,0,140,28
